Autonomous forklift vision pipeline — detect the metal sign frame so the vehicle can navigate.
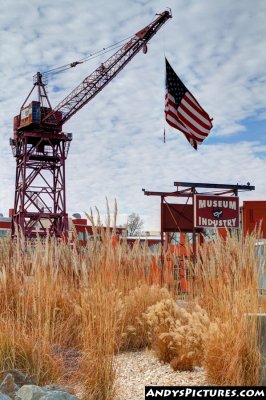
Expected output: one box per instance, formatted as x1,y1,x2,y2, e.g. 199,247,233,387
143,182,255,281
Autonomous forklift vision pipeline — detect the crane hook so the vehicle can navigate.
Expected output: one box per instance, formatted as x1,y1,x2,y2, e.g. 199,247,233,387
143,43,148,54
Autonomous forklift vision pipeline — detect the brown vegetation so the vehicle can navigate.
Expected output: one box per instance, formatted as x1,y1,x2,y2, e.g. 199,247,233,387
144,299,210,371
194,231,262,386
0,219,264,398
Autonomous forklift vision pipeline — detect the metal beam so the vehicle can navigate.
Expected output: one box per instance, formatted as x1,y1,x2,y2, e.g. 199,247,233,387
142,189,193,197
174,182,255,191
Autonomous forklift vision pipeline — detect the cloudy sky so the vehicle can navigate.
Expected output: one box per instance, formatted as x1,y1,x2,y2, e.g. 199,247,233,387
0,0,265,229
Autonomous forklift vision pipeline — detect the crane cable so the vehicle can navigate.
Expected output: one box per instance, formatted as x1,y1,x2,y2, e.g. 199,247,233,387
42,34,134,77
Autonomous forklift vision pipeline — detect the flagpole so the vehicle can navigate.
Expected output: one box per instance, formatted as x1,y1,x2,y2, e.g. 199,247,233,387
160,195,165,286
192,188,197,269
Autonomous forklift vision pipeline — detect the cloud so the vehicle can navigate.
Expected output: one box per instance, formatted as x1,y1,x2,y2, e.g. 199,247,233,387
0,0,266,230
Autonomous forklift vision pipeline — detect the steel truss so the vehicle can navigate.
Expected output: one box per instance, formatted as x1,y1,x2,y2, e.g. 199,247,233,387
11,131,72,238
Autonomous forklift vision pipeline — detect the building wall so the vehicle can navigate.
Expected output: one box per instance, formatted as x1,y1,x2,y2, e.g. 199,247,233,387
242,201,266,238
0,217,11,238
1,200,266,240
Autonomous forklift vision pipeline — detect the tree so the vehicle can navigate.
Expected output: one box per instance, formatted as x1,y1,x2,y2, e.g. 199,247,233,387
126,212,144,236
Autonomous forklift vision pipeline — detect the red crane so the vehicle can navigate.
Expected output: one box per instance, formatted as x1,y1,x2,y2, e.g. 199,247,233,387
10,10,172,239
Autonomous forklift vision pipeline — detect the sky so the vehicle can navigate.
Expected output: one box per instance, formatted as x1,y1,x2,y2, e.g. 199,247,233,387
0,0,266,230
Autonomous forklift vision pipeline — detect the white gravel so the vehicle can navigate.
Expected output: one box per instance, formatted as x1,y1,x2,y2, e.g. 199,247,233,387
115,350,208,400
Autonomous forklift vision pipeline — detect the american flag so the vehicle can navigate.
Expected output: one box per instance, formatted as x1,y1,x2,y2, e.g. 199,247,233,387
165,58,213,149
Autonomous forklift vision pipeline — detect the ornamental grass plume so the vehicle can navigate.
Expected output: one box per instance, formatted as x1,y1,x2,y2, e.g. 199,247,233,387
144,299,210,371
204,316,260,386
0,202,168,398
193,230,262,386
117,284,171,351
0,206,263,394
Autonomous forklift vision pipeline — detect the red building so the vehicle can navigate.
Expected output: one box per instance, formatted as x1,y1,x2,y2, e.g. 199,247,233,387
1,201,266,241
0,209,12,238
242,201,266,238
0,212,126,242
70,218,126,245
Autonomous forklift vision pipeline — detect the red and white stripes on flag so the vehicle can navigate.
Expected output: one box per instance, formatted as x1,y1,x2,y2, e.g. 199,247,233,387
165,58,213,149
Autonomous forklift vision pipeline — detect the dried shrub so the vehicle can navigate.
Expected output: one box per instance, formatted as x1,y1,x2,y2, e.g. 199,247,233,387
144,299,210,371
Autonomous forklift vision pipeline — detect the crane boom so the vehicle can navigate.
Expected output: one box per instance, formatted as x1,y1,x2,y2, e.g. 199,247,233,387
11,10,171,240
45,10,172,126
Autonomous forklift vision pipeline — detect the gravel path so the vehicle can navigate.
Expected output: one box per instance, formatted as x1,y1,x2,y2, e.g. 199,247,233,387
115,350,208,400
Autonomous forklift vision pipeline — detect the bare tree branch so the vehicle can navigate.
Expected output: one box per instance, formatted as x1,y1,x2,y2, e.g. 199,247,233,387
126,212,144,236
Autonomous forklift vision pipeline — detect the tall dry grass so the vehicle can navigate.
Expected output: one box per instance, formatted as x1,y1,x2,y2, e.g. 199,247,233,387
192,231,263,386
0,212,264,395
0,204,169,398
117,284,171,351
